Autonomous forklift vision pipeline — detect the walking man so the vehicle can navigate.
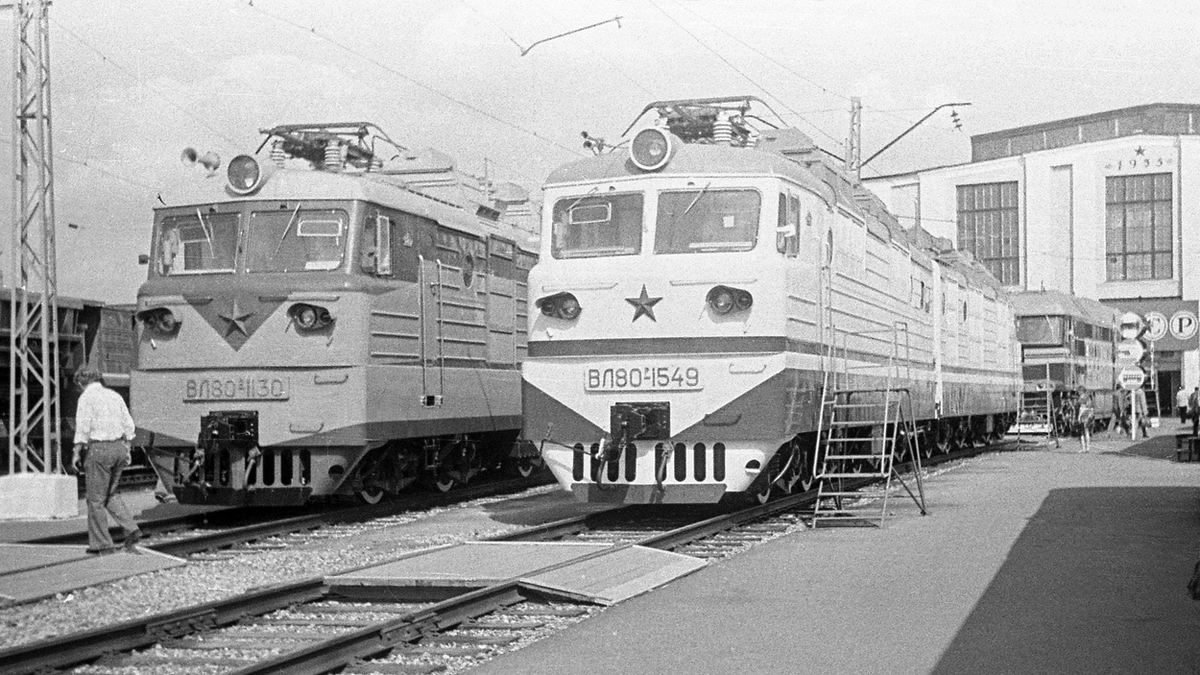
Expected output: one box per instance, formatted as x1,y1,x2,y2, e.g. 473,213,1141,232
71,367,142,555
1178,386,1191,424
1190,387,1200,438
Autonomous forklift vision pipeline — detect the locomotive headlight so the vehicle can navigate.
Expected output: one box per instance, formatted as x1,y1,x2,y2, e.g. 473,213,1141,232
296,306,318,329
630,128,674,171
707,285,752,315
558,295,581,320
536,292,582,321
707,286,735,315
288,303,335,331
227,154,264,195
137,307,180,335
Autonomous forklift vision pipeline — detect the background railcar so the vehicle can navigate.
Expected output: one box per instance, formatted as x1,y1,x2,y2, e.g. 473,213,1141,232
1010,290,1120,436
522,97,1021,505
134,123,538,506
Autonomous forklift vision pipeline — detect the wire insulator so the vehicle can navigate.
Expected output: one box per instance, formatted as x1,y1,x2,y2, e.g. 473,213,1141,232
323,142,344,171
270,140,287,167
713,118,733,146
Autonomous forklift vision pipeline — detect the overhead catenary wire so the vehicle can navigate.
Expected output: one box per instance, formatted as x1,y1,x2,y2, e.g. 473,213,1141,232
647,0,846,149
240,0,586,161
665,1,966,142
50,18,244,151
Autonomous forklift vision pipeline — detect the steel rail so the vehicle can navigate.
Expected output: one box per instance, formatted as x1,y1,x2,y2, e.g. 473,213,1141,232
0,579,328,675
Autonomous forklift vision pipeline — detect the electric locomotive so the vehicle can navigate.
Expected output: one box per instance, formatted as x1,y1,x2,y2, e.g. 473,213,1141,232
133,123,538,506
523,97,1021,504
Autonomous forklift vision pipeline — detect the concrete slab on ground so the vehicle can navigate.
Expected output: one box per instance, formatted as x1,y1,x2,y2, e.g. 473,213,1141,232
0,474,78,520
0,544,185,604
525,545,706,605
329,541,706,606
469,450,1200,675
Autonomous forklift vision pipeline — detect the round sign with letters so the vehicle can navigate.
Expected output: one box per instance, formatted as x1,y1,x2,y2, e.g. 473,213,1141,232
1118,365,1146,391
1169,310,1198,341
1143,311,1168,342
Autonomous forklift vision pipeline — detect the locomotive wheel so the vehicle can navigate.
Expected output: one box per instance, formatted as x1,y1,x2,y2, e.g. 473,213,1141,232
356,486,387,505
513,458,538,478
753,482,772,505
433,474,456,493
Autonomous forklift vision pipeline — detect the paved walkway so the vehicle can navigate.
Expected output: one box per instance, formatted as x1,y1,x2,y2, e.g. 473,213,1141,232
472,426,1200,675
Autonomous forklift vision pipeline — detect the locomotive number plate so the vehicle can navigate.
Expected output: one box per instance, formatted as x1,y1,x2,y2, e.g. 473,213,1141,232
585,365,701,392
184,376,290,402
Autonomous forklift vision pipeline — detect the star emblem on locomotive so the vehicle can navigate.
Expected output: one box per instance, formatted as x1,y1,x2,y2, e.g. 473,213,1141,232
625,284,662,322
219,298,255,336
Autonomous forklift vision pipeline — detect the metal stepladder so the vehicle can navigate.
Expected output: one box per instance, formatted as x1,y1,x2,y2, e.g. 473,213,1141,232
1015,380,1056,445
810,321,928,527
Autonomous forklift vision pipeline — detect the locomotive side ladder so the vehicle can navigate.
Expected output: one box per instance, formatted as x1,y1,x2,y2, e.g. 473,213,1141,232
812,321,927,527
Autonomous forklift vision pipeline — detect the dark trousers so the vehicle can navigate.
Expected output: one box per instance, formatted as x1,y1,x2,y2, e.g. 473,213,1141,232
84,440,138,551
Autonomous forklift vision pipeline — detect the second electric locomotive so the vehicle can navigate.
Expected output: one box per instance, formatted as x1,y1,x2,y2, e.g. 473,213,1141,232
522,97,1021,504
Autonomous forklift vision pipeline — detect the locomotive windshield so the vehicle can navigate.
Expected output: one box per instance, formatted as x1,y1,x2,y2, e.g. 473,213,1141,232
654,188,760,254
1016,315,1066,346
245,208,348,272
156,212,239,275
551,193,643,258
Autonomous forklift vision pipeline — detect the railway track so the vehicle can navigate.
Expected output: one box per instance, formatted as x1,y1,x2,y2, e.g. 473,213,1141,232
1,441,1005,675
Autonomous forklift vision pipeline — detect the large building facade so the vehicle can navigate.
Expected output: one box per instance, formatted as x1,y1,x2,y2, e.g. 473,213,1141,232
865,103,1200,398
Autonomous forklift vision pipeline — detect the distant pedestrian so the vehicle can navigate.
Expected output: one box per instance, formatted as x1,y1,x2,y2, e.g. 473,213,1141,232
1178,387,1191,424
1132,387,1150,439
1189,387,1199,438
71,367,142,555
1077,394,1095,452
1108,388,1129,435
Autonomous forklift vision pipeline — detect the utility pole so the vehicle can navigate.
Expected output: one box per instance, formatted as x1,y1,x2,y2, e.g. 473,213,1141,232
845,97,861,180
8,0,63,479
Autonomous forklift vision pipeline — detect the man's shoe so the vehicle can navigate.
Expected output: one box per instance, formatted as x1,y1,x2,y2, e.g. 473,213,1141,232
124,530,142,550
85,547,116,556
155,494,177,504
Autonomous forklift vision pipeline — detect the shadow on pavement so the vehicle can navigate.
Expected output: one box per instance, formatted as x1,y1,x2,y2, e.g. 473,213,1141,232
930,486,1200,675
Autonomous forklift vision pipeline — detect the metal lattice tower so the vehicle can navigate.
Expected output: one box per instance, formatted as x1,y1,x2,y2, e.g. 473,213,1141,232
8,0,62,475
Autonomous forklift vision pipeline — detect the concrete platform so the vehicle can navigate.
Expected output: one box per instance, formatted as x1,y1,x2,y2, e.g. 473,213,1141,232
0,489,228,543
0,474,78,520
0,544,186,604
329,541,706,605
470,442,1200,674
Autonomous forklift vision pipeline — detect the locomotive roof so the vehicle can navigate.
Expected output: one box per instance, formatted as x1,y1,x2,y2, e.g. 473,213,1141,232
1010,290,1120,326
158,165,537,249
545,140,837,206
546,110,1008,297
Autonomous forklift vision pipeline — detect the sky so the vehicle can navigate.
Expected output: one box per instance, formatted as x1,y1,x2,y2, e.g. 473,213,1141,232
1,0,1198,303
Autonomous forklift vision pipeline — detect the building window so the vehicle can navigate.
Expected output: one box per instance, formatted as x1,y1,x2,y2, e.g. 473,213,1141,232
1105,173,1172,281
956,181,1019,285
